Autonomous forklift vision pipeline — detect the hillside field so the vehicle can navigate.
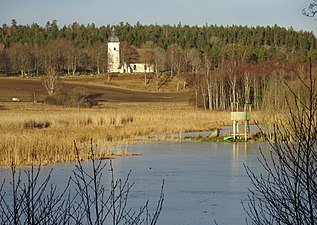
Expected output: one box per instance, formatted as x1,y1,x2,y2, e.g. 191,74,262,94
0,74,189,103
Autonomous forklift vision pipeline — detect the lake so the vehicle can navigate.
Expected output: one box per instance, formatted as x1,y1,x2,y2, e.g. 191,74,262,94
0,141,270,225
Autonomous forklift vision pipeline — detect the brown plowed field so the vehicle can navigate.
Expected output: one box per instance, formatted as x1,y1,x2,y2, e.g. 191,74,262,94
0,78,189,103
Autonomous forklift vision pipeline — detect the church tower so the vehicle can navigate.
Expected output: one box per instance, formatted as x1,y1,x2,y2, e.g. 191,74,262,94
107,27,120,73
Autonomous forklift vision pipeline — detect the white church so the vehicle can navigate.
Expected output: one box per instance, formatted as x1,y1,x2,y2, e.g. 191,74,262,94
107,28,154,74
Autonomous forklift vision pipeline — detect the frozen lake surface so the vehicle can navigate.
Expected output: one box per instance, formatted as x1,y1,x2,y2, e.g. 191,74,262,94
153,124,261,139
0,141,270,225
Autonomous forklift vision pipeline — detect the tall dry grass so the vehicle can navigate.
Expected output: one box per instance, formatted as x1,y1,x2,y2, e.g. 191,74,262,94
0,102,236,166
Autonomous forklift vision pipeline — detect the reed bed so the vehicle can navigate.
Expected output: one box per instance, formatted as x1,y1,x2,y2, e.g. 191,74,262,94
0,102,237,166
0,102,283,166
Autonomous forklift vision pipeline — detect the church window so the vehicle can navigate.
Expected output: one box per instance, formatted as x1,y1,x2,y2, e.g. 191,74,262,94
133,65,137,71
114,47,116,50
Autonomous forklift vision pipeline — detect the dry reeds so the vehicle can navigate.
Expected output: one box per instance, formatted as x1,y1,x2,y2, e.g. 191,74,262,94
0,102,233,166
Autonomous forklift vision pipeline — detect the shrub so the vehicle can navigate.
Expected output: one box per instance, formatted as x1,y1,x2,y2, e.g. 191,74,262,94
44,87,98,108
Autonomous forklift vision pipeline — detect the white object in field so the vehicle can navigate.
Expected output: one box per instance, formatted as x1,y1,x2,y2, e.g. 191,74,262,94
12,97,20,102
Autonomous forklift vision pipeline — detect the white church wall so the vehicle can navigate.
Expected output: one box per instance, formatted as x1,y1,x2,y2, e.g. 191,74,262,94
120,63,154,73
130,63,154,73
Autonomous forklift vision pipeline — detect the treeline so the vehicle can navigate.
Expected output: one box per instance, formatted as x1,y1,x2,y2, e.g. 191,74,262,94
188,59,317,111
0,20,316,76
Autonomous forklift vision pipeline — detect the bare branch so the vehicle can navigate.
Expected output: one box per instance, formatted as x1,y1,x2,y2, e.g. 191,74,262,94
303,0,317,17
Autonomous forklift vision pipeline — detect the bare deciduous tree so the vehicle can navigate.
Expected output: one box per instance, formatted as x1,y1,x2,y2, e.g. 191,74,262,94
203,53,213,110
186,48,202,73
42,65,60,96
120,41,139,72
7,42,32,76
88,41,107,75
167,44,185,78
244,60,317,225
141,49,155,85
153,47,166,90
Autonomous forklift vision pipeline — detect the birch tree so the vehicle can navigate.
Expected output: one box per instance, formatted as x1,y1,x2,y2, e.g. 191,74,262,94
204,53,213,110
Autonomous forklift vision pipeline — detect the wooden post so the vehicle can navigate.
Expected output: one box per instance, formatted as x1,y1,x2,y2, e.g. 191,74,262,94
233,120,236,139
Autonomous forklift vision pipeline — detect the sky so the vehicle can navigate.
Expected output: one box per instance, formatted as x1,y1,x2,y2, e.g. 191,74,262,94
0,0,316,36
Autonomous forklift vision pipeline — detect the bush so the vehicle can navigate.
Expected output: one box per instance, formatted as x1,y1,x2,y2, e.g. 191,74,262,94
44,87,98,108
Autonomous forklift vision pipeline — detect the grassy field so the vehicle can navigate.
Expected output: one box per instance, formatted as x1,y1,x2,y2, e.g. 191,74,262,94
0,101,241,167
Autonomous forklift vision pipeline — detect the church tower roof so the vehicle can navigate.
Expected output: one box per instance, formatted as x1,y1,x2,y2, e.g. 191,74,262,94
108,27,120,42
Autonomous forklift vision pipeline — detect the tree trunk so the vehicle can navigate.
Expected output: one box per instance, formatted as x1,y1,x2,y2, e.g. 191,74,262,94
207,87,212,110
72,63,76,76
96,52,100,75
107,73,112,82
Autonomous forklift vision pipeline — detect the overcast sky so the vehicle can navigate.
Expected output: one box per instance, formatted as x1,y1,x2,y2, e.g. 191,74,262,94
0,0,316,35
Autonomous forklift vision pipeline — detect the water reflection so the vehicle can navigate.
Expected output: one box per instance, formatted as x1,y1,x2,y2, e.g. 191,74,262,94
231,142,248,172
232,142,248,155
